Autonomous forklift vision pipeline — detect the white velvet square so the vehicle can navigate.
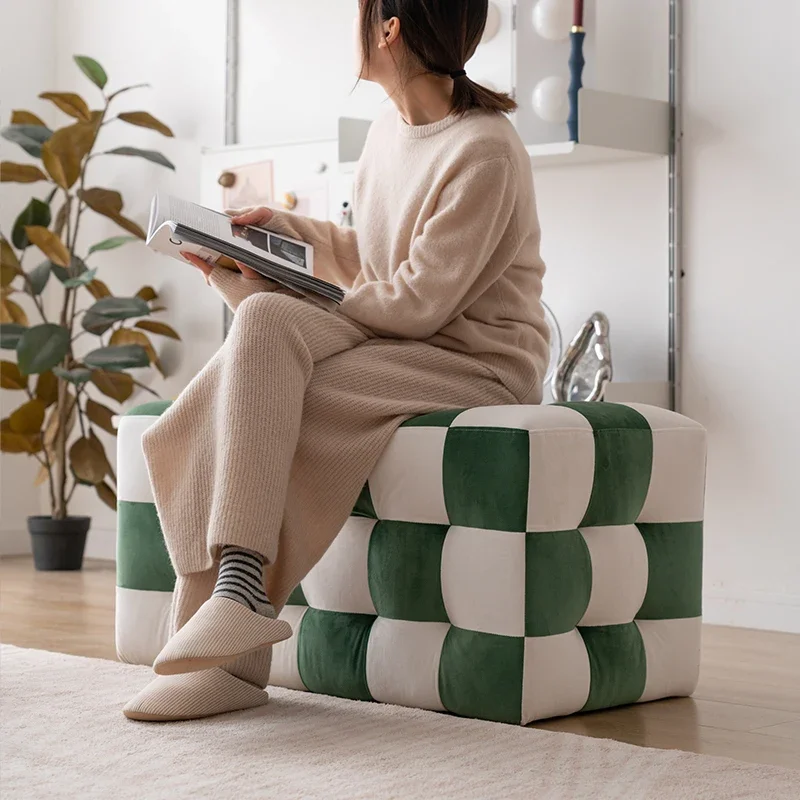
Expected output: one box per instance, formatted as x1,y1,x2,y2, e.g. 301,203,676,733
369,427,449,524
300,517,377,615
366,618,449,712
441,526,526,636
522,630,591,723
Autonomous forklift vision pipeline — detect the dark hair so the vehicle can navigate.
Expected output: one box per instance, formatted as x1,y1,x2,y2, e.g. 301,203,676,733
359,0,517,115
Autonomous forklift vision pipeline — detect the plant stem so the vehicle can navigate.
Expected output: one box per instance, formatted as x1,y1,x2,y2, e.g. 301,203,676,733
52,96,110,519
132,379,160,398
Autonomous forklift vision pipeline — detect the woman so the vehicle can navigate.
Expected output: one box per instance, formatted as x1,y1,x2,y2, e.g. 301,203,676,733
125,0,550,721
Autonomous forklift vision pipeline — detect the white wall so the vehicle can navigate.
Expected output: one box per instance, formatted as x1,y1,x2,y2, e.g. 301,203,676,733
0,0,58,555
238,0,386,144
682,1,800,632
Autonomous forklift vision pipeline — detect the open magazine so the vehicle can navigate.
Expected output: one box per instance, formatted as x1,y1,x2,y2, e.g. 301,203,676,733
146,193,345,305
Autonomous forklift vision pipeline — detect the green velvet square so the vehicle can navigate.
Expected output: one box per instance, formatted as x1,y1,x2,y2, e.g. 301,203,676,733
116,501,175,593
557,403,653,527
442,428,530,531
438,626,524,724
286,583,307,607
368,521,449,622
579,623,647,711
525,530,592,636
297,609,375,702
400,409,464,428
124,400,173,417
636,522,703,619
352,482,377,519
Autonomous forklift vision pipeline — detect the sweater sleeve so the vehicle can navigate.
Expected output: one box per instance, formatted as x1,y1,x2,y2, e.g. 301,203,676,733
208,266,280,312
339,157,519,340
266,210,362,290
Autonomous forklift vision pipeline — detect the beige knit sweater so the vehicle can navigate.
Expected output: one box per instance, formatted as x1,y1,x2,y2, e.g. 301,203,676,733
265,108,550,404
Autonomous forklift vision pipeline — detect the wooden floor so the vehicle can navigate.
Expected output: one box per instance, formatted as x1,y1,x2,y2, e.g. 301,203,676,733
1,556,799,770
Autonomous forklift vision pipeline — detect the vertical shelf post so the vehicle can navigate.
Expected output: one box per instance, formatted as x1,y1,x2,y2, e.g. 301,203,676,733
223,0,241,337
668,0,683,412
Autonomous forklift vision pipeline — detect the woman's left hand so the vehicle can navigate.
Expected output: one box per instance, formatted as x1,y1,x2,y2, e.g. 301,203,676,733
181,252,262,282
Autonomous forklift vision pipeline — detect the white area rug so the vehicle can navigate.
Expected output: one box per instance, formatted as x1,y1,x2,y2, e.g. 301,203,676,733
1,645,796,800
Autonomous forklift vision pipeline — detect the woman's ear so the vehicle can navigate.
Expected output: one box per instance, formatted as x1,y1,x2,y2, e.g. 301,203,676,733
381,16,401,48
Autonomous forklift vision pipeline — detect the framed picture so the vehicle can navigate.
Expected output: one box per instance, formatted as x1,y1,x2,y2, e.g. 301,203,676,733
220,159,275,211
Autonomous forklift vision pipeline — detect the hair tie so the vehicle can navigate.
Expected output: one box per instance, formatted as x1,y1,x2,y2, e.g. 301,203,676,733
450,69,467,79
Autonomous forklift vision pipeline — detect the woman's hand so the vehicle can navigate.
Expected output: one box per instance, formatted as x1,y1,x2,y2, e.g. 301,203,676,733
181,252,262,282
181,207,277,282
226,206,275,229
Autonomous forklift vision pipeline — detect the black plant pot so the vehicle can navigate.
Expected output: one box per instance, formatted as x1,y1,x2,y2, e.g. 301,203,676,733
28,516,90,571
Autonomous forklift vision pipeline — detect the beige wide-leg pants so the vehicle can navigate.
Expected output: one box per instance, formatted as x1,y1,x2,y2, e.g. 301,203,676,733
142,290,518,688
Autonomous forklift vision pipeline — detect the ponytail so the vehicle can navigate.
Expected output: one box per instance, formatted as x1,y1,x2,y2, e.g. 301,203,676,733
451,73,518,116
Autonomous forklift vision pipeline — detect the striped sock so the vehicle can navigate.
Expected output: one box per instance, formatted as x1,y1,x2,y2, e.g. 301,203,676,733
212,546,276,618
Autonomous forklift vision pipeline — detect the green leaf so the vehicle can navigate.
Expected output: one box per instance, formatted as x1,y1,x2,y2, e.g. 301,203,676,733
1,237,22,286
82,296,150,335
135,286,157,302
0,124,53,158
1,161,49,183
86,398,117,435
107,83,150,101
96,480,117,510
24,226,70,267
35,370,59,406
38,92,92,122
53,366,92,385
103,147,175,170
135,320,180,340
12,198,51,249
1,361,27,390
0,323,27,349
9,399,46,435
87,236,137,256
16,324,70,375
84,344,149,371
52,256,88,284
62,268,98,288
74,55,108,89
69,436,108,484
11,110,47,126
117,111,173,137
27,261,52,295
78,186,146,240
90,369,133,402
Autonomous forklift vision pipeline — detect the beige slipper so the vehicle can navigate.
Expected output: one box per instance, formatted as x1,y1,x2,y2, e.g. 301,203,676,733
152,596,292,676
123,668,270,722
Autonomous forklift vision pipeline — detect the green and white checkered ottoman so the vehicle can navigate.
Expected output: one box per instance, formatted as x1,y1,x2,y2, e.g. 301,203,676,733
116,401,706,725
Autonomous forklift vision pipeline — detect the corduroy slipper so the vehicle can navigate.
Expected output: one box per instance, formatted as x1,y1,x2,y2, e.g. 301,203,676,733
123,668,271,722
152,596,293,676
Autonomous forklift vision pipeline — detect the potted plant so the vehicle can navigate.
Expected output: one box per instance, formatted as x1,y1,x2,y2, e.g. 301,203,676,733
1,55,181,570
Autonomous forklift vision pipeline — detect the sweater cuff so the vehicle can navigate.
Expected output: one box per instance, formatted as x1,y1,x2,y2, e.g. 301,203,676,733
208,267,279,312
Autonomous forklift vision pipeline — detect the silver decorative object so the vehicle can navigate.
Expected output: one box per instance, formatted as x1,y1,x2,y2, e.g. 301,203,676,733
552,312,612,402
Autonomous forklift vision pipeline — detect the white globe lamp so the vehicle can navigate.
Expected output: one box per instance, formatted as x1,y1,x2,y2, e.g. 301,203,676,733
532,0,572,42
532,76,570,124
482,2,502,43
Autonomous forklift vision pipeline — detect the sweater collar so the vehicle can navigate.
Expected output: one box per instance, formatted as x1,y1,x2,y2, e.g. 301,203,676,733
396,109,463,139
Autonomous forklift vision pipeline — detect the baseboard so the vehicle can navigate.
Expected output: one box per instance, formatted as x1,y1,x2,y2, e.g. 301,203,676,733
703,589,800,634
0,528,32,557
85,527,116,561
0,527,115,561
